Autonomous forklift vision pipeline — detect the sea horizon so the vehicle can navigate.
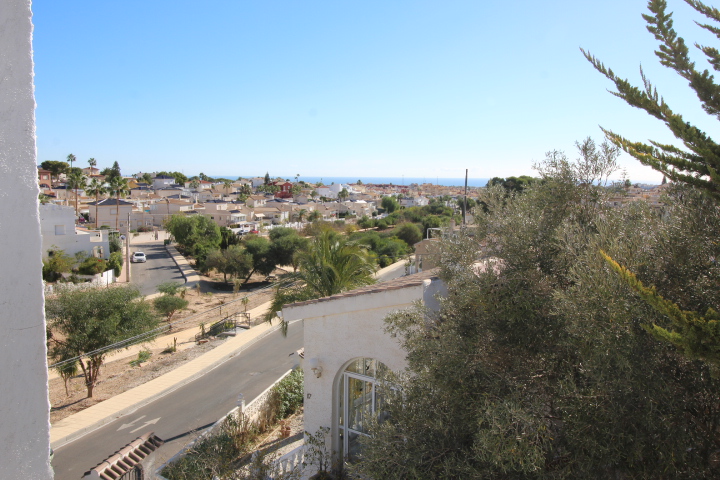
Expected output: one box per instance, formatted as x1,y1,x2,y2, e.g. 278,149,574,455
212,175,662,188
217,175,493,188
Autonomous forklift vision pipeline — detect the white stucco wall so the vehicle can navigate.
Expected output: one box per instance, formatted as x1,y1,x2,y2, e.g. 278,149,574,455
283,277,443,458
0,1,53,478
40,205,110,260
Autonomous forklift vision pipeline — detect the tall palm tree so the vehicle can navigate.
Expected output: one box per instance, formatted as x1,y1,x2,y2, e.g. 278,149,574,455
223,179,232,195
67,153,76,171
88,157,96,173
265,230,376,333
66,170,86,218
109,176,130,232
85,178,106,227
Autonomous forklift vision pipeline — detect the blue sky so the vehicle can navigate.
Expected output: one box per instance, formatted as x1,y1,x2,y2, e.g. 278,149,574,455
32,0,718,182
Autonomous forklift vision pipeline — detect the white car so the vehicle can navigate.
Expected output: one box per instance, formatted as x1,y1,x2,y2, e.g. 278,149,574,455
132,252,147,263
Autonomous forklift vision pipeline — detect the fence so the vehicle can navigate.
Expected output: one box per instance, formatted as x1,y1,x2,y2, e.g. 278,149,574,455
48,284,274,370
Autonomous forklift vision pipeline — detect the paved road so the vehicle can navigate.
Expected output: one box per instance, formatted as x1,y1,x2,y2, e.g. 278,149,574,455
52,323,303,480
130,240,185,296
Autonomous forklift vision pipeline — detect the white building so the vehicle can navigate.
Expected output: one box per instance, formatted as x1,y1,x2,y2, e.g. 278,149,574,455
282,269,444,463
39,204,110,259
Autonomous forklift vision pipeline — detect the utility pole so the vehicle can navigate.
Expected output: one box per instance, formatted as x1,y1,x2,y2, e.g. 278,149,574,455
126,211,131,283
463,169,468,226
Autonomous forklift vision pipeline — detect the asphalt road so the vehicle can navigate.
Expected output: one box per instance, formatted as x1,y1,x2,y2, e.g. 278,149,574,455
52,323,303,480
130,240,185,296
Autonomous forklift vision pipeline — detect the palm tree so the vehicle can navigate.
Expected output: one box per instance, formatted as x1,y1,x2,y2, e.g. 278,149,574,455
338,187,349,201
67,153,76,171
308,210,321,222
109,176,130,232
88,157,96,173
85,178,106,227
223,179,232,195
189,179,200,190
66,170,86,218
297,209,307,223
265,230,376,333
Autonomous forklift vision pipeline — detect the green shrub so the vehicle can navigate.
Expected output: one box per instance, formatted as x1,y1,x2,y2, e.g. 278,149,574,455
272,368,304,419
109,234,122,253
108,251,123,277
42,248,73,282
129,349,152,367
77,256,108,275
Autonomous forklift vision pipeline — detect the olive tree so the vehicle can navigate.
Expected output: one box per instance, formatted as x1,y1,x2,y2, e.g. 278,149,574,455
357,144,720,479
46,286,159,398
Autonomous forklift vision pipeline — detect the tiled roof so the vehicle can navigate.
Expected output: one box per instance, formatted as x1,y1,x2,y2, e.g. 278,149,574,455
286,268,439,308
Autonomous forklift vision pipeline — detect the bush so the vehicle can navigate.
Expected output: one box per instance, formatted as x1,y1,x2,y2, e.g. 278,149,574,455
394,222,422,247
42,248,73,282
109,234,122,253
137,225,153,232
157,281,184,296
272,368,304,419
76,256,108,275
129,349,152,367
108,251,123,277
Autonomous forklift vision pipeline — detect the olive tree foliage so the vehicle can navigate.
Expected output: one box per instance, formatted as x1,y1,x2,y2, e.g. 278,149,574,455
584,0,720,367
46,286,160,398
357,148,720,478
153,295,189,324
165,214,221,262
204,245,253,283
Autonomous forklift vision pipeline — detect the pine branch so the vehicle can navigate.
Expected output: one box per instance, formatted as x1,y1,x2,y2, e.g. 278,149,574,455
600,250,720,368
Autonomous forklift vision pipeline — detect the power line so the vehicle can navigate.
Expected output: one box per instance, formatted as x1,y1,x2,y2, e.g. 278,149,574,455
48,284,275,370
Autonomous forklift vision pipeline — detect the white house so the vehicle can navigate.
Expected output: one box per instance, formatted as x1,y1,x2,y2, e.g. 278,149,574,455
152,174,175,189
39,204,110,260
282,269,445,464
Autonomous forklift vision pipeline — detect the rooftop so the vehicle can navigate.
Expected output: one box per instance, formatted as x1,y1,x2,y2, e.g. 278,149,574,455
286,268,439,308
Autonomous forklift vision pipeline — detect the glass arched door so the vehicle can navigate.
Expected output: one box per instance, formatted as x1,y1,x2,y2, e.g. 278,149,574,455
338,358,387,462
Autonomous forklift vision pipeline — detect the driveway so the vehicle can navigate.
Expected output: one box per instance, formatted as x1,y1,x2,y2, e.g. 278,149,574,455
130,239,185,296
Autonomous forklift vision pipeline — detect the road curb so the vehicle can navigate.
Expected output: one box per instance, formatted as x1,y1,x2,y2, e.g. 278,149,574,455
165,244,201,289
50,321,284,450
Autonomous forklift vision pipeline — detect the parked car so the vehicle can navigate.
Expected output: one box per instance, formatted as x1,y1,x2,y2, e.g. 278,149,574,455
249,229,259,234
132,251,147,263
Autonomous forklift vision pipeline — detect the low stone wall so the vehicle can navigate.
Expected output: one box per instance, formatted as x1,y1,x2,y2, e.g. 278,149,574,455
154,369,294,479
44,270,115,296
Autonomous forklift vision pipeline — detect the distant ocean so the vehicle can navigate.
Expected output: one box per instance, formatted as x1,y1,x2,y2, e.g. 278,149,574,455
218,176,492,188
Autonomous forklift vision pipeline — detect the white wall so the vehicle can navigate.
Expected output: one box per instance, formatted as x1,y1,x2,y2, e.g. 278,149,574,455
0,1,53,477
40,204,110,260
283,277,443,459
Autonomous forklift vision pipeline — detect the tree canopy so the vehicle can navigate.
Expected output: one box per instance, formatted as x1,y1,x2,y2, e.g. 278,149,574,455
46,286,159,397
357,145,720,479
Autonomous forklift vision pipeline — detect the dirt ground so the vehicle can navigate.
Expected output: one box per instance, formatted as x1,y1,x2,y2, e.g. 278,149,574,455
49,269,283,424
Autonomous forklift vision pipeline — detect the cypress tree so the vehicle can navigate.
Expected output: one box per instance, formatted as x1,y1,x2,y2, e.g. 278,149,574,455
583,0,720,200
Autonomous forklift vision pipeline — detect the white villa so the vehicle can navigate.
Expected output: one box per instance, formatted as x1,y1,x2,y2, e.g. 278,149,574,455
283,269,445,464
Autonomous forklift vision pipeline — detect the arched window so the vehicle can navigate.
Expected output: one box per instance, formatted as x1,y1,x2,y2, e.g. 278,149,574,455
337,358,389,462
